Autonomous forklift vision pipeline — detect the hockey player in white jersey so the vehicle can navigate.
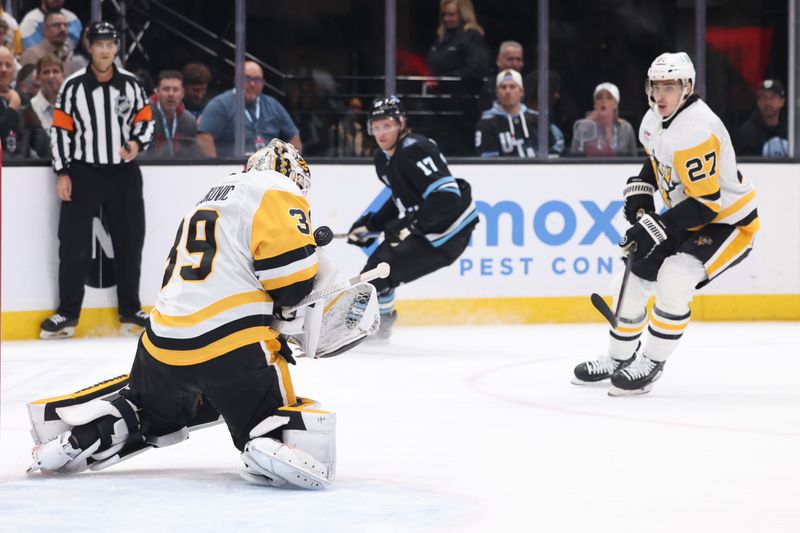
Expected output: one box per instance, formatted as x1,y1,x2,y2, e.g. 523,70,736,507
572,52,759,395
27,139,380,488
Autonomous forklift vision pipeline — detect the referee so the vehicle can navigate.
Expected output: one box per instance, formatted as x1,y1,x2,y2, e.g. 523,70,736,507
40,21,154,339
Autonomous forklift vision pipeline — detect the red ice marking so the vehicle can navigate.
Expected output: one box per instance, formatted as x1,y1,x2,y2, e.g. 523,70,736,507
467,357,800,438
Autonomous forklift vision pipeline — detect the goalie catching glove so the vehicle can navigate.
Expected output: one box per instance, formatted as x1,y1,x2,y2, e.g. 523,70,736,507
271,248,380,358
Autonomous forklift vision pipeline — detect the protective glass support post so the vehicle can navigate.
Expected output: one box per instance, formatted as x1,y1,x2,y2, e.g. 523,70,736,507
694,0,706,99
233,0,246,159
384,0,397,96
118,0,127,63
536,0,549,159
789,0,798,157
91,0,102,22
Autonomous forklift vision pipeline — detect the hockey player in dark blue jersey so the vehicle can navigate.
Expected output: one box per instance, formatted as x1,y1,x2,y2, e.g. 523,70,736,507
346,96,479,339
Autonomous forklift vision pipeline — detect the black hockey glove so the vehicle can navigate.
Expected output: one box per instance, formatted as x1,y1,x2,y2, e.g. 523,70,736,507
619,213,668,261
347,213,377,247
622,176,656,224
383,217,417,245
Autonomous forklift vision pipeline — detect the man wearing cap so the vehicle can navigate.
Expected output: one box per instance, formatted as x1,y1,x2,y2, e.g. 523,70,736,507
734,79,788,157
571,82,637,157
477,41,524,112
475,68,553,157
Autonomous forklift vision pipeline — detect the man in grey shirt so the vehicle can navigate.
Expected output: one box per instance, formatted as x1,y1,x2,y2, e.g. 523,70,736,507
197,61,301,157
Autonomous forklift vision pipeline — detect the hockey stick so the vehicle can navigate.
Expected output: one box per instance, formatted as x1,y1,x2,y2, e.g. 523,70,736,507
590,243,636,329
286,262,391,312
332,231,381,239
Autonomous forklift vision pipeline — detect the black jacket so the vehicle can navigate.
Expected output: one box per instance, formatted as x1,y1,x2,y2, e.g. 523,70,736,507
427,27,490,82
734,110,787,156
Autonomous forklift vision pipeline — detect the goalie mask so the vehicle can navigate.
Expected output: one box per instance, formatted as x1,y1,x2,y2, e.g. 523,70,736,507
646,52,695,121
246,139,311,196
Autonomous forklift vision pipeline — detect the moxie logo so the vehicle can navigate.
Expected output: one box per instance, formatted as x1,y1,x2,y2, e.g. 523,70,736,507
474,199,624,247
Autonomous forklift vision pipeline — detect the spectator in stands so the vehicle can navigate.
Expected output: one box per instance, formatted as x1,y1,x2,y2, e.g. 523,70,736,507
328,97,368,157
570,82,636,157
20,11,80,75
0,45,23,157
29,54,63,131
734,79,788,157
15,63,39,99
19,0,82,51
142,70,199,159
478,40,524,112
475,69,554,158
523,69,566,155
182,62,212,118
20,53,62,157
425,0,490,155
197,60,301,158
427,0,490,87
0,16,21,56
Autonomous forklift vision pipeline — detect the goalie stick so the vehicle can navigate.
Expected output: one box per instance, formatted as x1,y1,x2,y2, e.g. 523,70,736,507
285,262,390,313
332,231,381,239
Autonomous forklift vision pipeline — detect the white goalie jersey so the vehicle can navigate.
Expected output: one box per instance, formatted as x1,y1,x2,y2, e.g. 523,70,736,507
144,169,319,366
639,98,759,232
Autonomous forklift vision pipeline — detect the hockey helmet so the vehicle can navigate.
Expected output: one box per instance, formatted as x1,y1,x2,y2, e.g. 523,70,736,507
646,52,695,120
246,139,311,196
367,95,405,135
87,21,119,44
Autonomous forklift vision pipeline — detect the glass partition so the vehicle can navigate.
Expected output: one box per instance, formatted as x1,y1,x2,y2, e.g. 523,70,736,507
1,0,795,164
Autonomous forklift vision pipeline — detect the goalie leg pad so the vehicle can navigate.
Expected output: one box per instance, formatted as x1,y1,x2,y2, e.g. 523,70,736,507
29,393,142,473
241,438,329,489
240,398,336,488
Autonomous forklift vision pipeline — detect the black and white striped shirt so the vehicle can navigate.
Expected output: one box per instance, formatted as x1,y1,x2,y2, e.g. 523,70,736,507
51,65,154,173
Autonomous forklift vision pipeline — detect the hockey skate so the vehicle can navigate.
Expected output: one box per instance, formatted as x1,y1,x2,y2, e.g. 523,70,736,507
571,344,637,385
608,354,665,396
119,310,149,334
39,313,78,340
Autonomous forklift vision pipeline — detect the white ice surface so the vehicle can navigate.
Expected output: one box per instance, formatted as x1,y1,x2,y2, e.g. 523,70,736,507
2,322,800,532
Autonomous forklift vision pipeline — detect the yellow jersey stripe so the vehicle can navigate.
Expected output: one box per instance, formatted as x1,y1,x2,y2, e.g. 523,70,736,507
152,290,271,327
616,322,647,334
706,229,754,277
714,190,757,222
143,327,279,366
30,374,130,405
267,341,296,405
649,315,689,331
260,263,318,291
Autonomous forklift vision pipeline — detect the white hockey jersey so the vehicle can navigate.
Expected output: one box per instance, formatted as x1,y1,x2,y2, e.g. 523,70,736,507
142,170,318,366
639,98,759,232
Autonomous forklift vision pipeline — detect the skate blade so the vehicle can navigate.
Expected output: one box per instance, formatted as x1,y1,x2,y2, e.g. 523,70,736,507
39,328,75,340
608,384,653,397
119,324,144,337
570,377,610,387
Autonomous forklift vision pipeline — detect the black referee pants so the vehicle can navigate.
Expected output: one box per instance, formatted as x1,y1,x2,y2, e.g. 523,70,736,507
57,161,145,319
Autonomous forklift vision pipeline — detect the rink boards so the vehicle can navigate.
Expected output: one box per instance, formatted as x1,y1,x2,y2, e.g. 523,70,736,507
2,162,798,339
